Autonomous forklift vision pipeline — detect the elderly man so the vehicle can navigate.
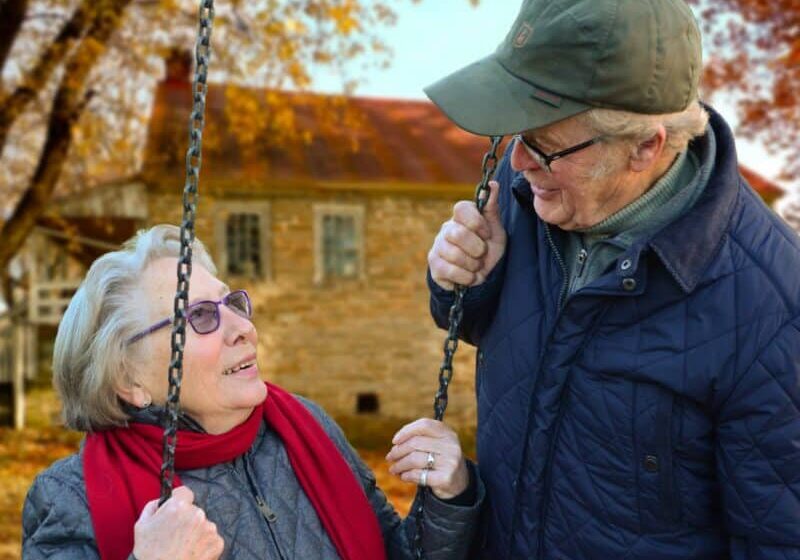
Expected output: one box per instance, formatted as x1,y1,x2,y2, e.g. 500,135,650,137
425,0,800,558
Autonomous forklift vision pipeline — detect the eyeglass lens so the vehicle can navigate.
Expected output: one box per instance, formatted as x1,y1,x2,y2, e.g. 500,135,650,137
516,135,550,172
530,150,548,171
186,291,252,334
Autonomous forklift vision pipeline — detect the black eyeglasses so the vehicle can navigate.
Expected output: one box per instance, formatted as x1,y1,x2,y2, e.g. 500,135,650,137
514,133,603,173
127,290,253,345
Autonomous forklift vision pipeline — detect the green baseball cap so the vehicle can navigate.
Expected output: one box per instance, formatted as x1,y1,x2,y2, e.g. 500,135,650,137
424,0,702,136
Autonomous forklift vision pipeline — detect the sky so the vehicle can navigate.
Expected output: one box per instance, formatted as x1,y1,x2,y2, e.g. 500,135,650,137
312,0,792,190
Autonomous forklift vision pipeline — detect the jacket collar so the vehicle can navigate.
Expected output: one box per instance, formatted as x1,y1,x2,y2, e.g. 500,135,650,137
512,106,740,293
647,107,739,292
123,402,207,433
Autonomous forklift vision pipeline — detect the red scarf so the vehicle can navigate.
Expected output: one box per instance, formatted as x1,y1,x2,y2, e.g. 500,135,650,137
83,383,386,560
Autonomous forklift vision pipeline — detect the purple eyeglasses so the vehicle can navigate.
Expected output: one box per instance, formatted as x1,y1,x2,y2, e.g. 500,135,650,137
127,290,252,345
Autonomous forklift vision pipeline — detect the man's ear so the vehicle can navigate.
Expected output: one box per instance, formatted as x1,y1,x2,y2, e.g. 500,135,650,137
630,125,668,172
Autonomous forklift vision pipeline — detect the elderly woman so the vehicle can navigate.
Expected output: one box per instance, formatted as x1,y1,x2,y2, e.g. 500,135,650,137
22,225,483,560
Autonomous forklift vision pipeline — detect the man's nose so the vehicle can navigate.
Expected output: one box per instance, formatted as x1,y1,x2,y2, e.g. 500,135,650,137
510,138,544,173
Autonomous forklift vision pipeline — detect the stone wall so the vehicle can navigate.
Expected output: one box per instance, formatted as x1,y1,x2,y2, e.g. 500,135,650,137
147,188,479,428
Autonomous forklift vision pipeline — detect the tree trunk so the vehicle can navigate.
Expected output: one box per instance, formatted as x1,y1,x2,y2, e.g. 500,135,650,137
0,1,91,151
0,0,133,274
0,0,28,75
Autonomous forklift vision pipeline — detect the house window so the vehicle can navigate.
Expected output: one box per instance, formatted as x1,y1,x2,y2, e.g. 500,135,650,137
214,201,270,280
314,204,364,283
323,214,357,278
226,213,262,277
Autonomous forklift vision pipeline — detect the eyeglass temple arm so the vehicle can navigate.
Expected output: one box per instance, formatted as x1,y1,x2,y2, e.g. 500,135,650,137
549,137,604,162
128,318,172,344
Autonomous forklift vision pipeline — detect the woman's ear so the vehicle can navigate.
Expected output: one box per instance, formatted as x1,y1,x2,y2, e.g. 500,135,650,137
116,380,152,409
630,125,668,172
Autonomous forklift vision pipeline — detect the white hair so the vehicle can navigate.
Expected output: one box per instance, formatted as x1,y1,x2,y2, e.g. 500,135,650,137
574,100,709,180
581,100,709,153
53,224,216,431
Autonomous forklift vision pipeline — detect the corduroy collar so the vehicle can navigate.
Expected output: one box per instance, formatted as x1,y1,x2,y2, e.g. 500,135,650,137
647,107,740,292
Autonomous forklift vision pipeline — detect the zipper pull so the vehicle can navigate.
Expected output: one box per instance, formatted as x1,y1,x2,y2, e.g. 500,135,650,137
256,495,278,523
577,248,588,276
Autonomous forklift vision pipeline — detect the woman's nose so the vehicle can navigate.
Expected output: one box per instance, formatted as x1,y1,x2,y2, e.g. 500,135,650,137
510,138,544,173
221,306,255,344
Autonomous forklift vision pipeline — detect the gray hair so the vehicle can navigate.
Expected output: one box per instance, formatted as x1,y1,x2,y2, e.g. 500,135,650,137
53,224,216,431
575,100,709,180
580,100,709,153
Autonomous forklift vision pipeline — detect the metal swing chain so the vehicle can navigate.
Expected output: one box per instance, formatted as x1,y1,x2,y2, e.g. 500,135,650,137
159,0,215,505
413,135,503,559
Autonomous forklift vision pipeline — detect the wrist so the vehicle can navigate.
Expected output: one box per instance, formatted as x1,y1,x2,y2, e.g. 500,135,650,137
432,461,469,500
434,461,476,506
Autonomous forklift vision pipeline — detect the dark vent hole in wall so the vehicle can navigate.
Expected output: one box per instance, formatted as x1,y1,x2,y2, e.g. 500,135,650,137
356,392,379,414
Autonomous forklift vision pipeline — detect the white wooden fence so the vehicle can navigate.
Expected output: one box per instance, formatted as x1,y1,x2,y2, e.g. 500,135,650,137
29,280,80,325
0,280,79,428
0,305,37,429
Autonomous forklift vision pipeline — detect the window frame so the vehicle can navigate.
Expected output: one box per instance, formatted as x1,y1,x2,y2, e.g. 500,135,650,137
313,203,365,284
214,200,271,281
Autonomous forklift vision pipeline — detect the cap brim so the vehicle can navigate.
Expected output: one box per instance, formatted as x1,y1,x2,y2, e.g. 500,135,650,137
424,55,591,136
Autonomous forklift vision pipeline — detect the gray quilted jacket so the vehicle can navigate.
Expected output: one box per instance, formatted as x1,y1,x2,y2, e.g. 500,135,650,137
22,397,483,559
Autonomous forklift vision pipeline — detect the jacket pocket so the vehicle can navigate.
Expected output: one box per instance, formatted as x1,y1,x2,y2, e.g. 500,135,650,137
633,382,680,531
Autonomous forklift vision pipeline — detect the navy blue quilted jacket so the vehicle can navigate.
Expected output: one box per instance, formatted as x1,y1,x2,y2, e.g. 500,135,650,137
429,108,800,559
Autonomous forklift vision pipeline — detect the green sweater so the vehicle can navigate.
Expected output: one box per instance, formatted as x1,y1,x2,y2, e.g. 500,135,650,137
563,127,717,296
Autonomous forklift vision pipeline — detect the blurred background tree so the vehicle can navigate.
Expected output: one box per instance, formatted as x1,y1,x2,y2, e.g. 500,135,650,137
690,0,800,226
0,0,403,290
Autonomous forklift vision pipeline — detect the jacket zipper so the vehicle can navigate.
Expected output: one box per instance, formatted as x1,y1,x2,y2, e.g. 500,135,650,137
535,383,572,559
240,453,286,560
506,223,570,557
255,494,278,523
570,245,589,295
523,223,606,557
576,248,588,277
544,224,568,310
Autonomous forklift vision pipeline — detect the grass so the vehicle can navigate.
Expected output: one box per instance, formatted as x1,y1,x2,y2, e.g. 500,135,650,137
0,387,470,558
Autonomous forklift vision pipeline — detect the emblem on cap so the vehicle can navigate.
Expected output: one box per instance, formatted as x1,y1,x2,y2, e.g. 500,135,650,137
513,22,533,48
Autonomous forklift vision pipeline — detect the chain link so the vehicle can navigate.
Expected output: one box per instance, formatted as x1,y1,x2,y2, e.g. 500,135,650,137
413,135,502,559
159,0,215,505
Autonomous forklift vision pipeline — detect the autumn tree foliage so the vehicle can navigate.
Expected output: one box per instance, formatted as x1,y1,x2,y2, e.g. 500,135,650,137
693,0,799,177
691,0,800,230
0,0,399,290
